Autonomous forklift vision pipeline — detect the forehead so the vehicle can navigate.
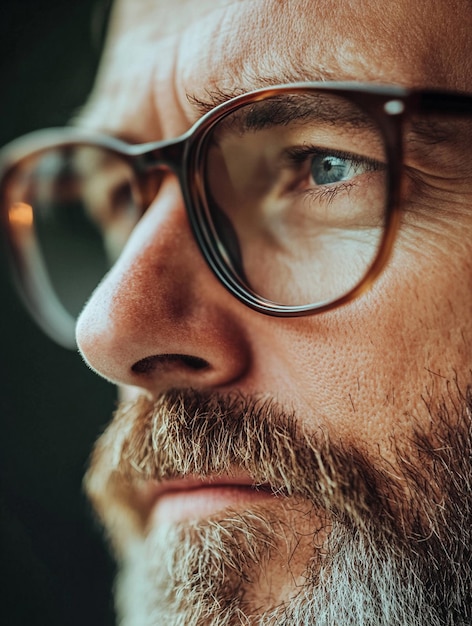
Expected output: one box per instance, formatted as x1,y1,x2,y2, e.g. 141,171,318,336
83,0,472,136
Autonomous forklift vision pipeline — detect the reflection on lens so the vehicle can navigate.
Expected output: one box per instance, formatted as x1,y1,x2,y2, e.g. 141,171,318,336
5,146,141,318
8,202,34,227
204,91,388,307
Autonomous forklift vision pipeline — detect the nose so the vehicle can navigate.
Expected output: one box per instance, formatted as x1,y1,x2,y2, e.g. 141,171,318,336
76,174,251,394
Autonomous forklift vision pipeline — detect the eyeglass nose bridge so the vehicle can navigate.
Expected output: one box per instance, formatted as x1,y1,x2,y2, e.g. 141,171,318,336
128,133,188,174
125,133,193,211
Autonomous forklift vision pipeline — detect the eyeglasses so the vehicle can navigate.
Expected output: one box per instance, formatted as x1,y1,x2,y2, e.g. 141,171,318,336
1,82,471,348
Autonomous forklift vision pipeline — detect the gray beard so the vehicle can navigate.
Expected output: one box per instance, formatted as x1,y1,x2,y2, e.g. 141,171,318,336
86,387,472,626
114,510,469,626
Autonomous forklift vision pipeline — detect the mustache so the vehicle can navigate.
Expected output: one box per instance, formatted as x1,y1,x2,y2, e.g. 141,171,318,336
85,389,401,532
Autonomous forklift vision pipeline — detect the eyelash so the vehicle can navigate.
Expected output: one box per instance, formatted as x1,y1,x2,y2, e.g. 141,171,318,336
286,144,382,171
303,182,357,207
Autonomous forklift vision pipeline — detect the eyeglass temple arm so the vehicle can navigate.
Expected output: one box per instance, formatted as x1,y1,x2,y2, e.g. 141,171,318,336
418,91,472,115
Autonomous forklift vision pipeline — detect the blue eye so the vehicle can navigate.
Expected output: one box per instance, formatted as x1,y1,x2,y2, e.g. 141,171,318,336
310,154,359,185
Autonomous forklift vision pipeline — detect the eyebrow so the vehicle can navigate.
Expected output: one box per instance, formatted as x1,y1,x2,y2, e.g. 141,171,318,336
243,95,374,131
188,88,249,116
192,91,378,134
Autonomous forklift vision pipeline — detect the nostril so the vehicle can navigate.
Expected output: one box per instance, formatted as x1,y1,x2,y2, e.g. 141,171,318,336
131,353,209,375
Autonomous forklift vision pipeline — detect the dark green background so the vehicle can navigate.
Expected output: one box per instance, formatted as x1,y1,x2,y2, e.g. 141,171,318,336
1,2,117,624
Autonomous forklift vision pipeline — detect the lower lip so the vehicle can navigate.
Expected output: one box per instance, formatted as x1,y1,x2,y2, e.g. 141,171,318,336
152,484,277,523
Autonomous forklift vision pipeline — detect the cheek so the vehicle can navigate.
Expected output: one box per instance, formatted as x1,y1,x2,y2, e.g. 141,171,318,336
247,224,472,451
351,243,472,445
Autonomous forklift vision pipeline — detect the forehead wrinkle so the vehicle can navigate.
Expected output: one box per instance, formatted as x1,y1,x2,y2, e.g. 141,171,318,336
172,2,354,124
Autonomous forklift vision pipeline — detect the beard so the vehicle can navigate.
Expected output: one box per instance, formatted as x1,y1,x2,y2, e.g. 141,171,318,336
85,386,472,626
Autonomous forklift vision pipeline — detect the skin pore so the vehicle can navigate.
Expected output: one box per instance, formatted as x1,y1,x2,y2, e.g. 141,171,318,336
76,0,472,624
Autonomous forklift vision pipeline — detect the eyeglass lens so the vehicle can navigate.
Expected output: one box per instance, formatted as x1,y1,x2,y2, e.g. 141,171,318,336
203,92,389,307
5,147,143,318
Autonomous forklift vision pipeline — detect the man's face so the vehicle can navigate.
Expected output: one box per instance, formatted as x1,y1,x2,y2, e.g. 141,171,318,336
75,1,472,623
